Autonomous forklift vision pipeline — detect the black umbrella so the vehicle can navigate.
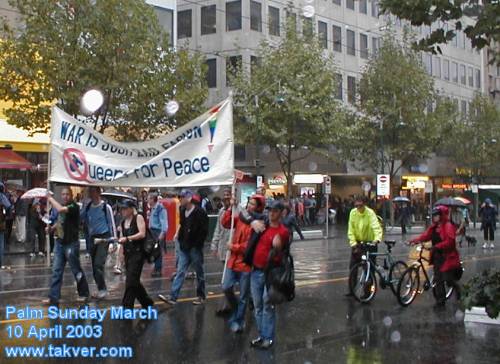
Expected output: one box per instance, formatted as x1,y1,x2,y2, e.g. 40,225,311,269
393,196,410,203
434,197,466,208
101,189,137,201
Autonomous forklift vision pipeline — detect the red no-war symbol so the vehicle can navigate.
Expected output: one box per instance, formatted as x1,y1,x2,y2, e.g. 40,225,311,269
63,148,89,182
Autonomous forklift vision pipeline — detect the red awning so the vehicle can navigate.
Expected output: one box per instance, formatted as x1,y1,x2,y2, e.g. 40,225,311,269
0,148,33,170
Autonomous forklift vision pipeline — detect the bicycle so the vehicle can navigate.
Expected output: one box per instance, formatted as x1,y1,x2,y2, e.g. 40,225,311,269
348,241,408,303
396,242,455,307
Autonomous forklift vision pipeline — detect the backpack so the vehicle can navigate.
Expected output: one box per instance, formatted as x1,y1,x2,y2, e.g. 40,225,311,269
121,215,161,264
85,201,109,226
265,249,295,304
203,197,215,214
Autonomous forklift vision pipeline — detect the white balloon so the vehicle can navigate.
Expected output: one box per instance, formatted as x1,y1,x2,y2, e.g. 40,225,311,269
81,89,104,114
302,5,315,18
165,100,179,116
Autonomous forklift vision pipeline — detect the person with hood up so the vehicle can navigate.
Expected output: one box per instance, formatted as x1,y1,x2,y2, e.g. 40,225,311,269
410,205,461,307
479,198,498,249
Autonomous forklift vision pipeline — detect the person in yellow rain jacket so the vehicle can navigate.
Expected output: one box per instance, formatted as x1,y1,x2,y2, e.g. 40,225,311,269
346,195,383,296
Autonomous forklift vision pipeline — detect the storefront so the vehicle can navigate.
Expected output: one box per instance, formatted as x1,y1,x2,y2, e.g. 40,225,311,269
400,175,429,201
266,174,287,197
293,174,324,196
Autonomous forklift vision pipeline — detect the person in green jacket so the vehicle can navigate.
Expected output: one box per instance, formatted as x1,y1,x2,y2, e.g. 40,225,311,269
346,195,383,296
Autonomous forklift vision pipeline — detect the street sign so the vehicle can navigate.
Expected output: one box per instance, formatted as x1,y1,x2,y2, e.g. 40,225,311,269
256,175,263,188
376,174,390,196
471,184,479,194
324,175,331,194
362,181,372,193
424,181,433,193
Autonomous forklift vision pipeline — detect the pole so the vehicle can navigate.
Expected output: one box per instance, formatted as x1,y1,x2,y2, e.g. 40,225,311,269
45,123,53,268
221,176,237,284
254,95,261,178
325,195,329,239
380,119,387,226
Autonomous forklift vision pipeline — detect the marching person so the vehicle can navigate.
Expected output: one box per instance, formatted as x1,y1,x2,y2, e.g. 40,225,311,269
248,200,289,350
219,194,266,331
149,192,168,277
80,186,116,299
0,182,12,269
479,198,498,249
212,188,233,316
282,203,304,243
345,195,383,296
45,187,89,305
158,189,208,306
410,205,461,307
117,199,154,309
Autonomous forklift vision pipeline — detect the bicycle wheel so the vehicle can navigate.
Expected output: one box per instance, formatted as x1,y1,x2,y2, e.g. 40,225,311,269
389,260,408,296
397,267,420,307
349,262,377,303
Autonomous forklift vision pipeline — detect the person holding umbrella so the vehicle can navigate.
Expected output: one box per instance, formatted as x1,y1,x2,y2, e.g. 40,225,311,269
479,198,498,249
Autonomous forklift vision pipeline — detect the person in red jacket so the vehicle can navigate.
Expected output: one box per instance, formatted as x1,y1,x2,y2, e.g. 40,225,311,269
410,205,461,307
220,194,266,332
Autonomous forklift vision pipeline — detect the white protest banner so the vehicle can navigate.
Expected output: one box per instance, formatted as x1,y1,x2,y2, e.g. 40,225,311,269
49,98,234,187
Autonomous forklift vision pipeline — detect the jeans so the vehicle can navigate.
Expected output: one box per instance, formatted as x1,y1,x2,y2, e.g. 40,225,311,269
0,232,4,266
123,245,154,308
90,233,110,291
222,268,251,327
170,247,205,300
49,239,89,303
151,228,163,272
250,269,276,341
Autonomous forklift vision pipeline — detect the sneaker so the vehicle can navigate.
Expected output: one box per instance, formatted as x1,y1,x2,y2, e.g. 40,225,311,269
158,294,176,305
250,337,264,347
42,298,58,306
76,295,89,303
483,243,488,249
187,271,196,279
38,252,45,257
50,253,54,258
230,322,243,333
29,253,36,257
92,290,108,299
490,243,495,249
1,266,6,270
260,339,274,350
85,253,91,259
113,267,123,275
192,297,205,305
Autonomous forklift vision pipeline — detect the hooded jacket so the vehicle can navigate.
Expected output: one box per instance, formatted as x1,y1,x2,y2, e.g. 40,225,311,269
347,206,383,247
412,205,461,272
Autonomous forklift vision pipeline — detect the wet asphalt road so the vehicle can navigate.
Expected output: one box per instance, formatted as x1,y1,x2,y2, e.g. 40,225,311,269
0,226,499,364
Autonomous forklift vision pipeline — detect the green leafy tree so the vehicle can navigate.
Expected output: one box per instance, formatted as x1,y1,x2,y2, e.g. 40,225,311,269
0,0,207,140
335,32,444,186
231,19,342,196
380,0,500,63
443,95,500,180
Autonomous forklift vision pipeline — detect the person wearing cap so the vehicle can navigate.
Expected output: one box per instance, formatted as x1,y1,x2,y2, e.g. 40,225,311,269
249,200,289,350
80,186,117,299
410,205,461,307
479,198,497,249
117,199,154,309
45,187,90,305
158,189,209,306
148,192,168,277
345,195,383,297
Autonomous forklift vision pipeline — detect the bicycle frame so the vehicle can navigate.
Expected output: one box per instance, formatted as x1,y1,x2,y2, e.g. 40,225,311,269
410,244,434,290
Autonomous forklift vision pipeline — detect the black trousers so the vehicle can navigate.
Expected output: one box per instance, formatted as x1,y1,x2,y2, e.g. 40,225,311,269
122,247,153,309
483,224,495,241
434,268,461,305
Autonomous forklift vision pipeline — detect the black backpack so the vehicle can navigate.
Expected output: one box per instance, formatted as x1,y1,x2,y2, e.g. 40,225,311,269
265,249,296,304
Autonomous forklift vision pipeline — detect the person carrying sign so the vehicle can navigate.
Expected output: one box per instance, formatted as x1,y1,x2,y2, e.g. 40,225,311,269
80,186,116,300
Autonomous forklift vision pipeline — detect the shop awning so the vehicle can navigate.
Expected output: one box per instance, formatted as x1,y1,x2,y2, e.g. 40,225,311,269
0,119,50,153
0,148,32,170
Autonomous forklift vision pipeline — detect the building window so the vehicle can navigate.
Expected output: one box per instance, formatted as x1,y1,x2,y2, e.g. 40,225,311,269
451,62,458,83
201,5,216,35
235,145,246,161
468,66,474,87
318,21,328,49
226,0,242,31
333,25,342,52
346,0,355,10
423,53,432,75
250,56,261,77
335,73,343,100
250,1,262,32
461,100,467,115
177,9,192,38
268,6,280,36
333,0,341,5
153,6,174,45
286,11,297,31
432,56,441,78
226,55,242,86
372,37,379,55
347,29,355,56
303,17,313,38
360,33,368,59
475,69,481,89
206,59,217,88
460,64,466,85
443,59,450,81
347,76,356,103
359,0,367,14
371,0,379,17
